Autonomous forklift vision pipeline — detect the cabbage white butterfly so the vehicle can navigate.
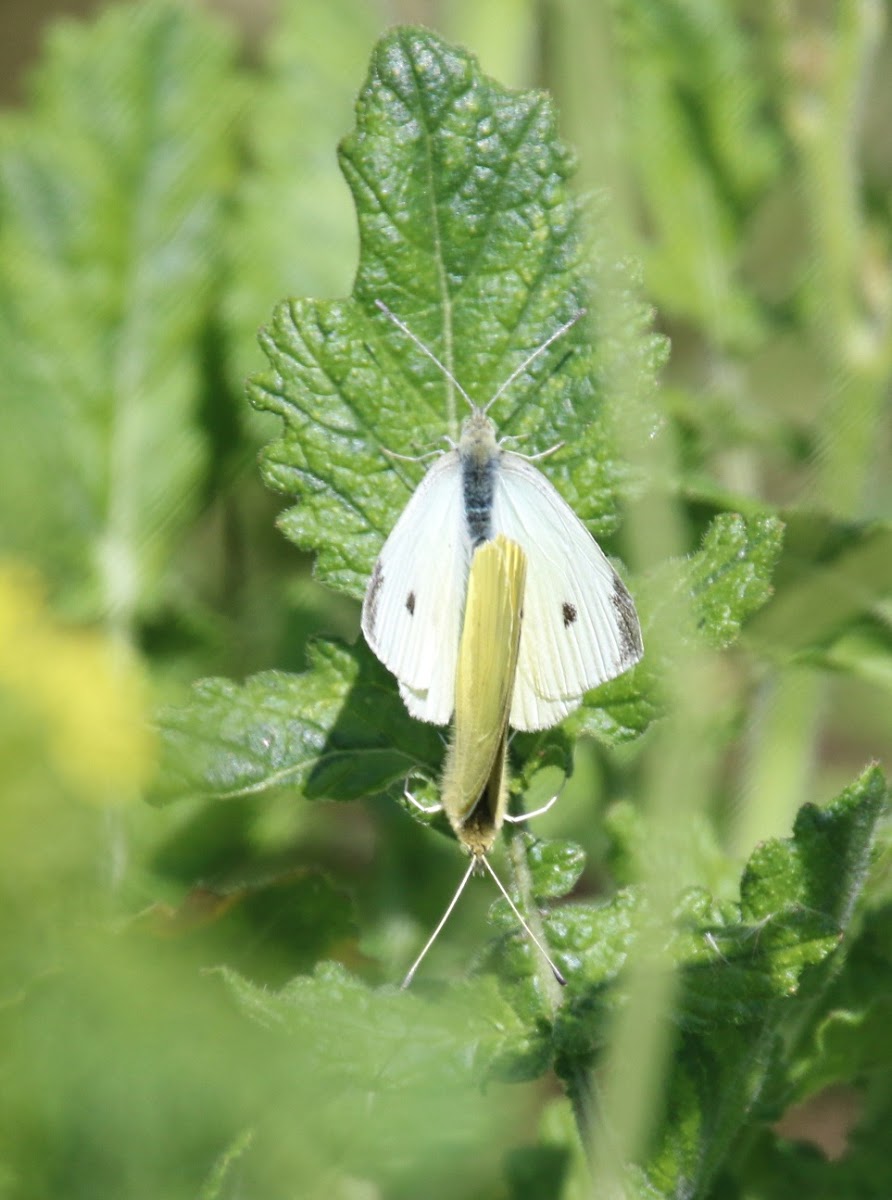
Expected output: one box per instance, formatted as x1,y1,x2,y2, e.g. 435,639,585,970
362,302,643,731
401,535,565,989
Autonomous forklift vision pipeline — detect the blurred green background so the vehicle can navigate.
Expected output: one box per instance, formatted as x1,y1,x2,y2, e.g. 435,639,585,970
1,1,890,1196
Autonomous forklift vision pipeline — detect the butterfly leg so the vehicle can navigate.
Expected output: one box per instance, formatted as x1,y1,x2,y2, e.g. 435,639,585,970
403,773,443,816
496,433,565,462
503,792,559,824
382,443,447,464
519,440,564,463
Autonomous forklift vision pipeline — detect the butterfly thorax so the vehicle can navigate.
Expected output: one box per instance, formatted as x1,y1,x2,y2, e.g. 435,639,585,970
459,410,501,546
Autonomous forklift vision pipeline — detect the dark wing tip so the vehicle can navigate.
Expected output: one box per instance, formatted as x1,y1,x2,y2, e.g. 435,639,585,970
611,577,644,663
362,559,385,638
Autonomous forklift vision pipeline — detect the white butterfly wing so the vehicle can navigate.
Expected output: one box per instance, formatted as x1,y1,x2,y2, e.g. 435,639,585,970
361,451,470,725
491,452,643,731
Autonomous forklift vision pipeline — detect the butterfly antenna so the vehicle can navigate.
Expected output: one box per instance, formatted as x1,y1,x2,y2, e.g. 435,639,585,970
485,309,586,413
401,857,477,989
480,856,566,986
375,299,475,412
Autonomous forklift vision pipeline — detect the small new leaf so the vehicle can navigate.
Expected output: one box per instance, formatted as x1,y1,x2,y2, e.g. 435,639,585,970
689,513,785,647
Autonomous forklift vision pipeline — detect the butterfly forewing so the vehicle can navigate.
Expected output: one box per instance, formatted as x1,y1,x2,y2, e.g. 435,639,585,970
492,453,643,731
361,451,471,724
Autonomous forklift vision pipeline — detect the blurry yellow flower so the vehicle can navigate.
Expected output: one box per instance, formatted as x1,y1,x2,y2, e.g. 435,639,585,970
0,563,153,804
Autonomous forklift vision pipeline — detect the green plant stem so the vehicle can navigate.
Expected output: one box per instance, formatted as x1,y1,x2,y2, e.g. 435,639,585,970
537,3,710,1186
699,1017,782,1189
503,821,564,1018
563,1063,601,1174
739,1,891,859
586,648,726,1197
730,666,825,858
786,0,889,517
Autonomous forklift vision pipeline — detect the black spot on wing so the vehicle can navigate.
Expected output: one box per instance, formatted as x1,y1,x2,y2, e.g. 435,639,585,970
562,602,577,628
611,578,643,663
406,591,416,616
365,559,384,633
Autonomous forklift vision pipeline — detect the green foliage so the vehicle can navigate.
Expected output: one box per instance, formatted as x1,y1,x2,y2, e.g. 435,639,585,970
223,0,385,392
155,640,445,807
746,510,892,667
688,513,785,647
610,0,781,347
547,767,886,1199
213,963,531,1195
574,512,785,742
0,2,240,620
1,2,891,1199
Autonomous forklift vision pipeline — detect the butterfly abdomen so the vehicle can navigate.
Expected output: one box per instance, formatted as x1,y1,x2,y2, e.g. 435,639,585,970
459,411,501,547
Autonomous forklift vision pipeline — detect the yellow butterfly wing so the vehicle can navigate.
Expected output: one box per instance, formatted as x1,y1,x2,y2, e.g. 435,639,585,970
441,534,527,856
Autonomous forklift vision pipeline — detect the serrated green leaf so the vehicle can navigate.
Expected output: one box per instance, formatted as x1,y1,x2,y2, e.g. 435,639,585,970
640,767,887,1199
673,889,839,1026
688,513,785,647
742,764,885,929
221,958,521,1060
787,902,892,1100
571,659,659,744
573,513,784,742
675,766,886,1028
248,27,659,598
645,1021,779,1199
479,834,588,1011
153,641,576,826
0,1,240,618
216,961,534,1190
154,638,444,806
524,834,587,900
491,766,889,1195
487,888,643,1022
158,28,666,816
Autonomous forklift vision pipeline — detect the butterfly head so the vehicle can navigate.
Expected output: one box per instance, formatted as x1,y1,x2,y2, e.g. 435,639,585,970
458,409,500,467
